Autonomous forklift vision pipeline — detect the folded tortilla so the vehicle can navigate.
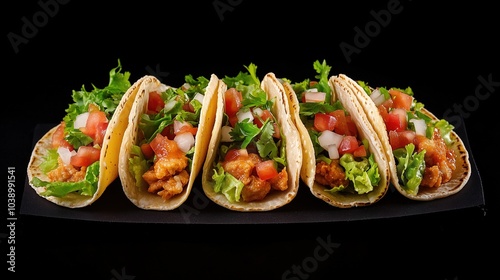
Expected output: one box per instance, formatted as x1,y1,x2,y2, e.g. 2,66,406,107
27,69,144,208
118,74,220,210
336,73,471,201
280,75,390,208
201,72,302,211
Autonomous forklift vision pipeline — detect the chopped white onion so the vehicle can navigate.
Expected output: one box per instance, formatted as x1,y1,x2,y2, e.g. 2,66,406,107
164,99,177,112
181,83,190,91
236,109,254,123
57,147,76,166
326,144,340,159
370,88,386,106
220,126,233,142
410,119,427,136
193,92,204,105
252,107,263,117
174,132,195,153
173,120,188,134
304,91,326,103
318,130,344,159
74,112,89,129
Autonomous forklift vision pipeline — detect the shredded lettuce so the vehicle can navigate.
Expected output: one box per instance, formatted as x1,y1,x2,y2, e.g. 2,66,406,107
31,60,132,197
212,163,244,203
211,63,287,201
337,153,380,195
31,161,100,197
64,60,132,150
393,143,426,195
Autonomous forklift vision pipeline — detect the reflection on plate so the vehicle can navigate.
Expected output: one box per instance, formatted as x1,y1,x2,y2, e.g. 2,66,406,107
21,123,485,224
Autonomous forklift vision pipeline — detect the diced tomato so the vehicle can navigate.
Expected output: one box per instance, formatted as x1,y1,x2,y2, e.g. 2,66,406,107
161,124,176,140
379,97,394,110
314,113,337,132
329,110,351,136
253,109,274,128
377,104,389,122
140,143,155,159
255,160,279,181
149,133,182,158
80,109,108,145
338,135,359,156
384,108,407,132
182,102,195,113
70,146,100,167
224,88,243,117
148,91,165,114
227,115,238,127
272,123,281,139
388,130,416,150
93,122,108,146
389,89,413,111
353,145,367,157
174,121,198,136
224,148,248,162
345,115,358,137
52,122,73,150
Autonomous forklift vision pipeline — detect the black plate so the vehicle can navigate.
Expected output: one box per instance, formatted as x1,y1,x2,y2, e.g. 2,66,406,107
21,122,485,224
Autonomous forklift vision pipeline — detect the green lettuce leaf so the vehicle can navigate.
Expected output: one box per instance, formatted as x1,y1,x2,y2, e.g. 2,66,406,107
393,143,426,195
31,161,100,197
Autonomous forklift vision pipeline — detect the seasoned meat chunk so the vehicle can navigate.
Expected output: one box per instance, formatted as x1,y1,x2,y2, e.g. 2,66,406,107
47,158,86,183
315,160,349,188
222,158,255,185
416,129,456,188
241,175,271,202
269,168,288,191
148,170,189,200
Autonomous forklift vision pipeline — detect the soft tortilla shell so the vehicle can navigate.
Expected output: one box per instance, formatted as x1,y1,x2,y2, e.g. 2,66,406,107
118,74,219,210
26,75,145,208
201,73,302,211
280,76,390,208
336,73,471,201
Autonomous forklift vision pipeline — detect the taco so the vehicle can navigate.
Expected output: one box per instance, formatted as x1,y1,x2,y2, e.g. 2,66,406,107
336,73,471,201
201,63,302,212
280,60,390,208
118,74,220,210
27,60,141,208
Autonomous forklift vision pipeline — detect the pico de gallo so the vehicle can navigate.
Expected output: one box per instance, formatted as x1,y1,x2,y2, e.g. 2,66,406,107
30,60,132,197
127,75,209,200
357,81,456,195
288,60,381,195
211,63,288,203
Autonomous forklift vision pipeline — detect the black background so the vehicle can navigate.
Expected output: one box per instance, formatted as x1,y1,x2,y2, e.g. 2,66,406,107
2,0,498,279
